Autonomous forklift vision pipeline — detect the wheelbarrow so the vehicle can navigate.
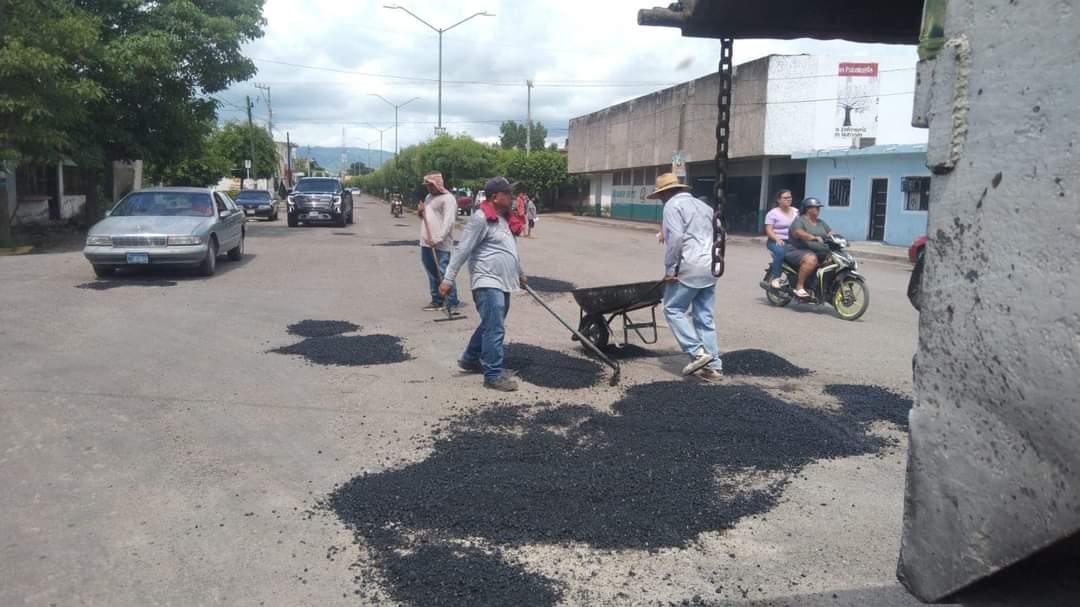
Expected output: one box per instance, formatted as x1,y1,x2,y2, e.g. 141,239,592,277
572,280,666,350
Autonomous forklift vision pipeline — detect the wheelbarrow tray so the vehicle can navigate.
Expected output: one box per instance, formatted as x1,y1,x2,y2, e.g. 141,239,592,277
572,280,665,316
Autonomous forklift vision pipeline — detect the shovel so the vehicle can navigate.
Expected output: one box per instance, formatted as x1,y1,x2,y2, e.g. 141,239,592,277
523,283,621,386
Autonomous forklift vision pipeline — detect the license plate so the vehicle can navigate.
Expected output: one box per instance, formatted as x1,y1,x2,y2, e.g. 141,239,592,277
245,209,254,215
126,253,149,264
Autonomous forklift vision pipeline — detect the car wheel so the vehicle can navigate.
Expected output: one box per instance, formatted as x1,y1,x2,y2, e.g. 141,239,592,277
287,214,298,227
347,207,354,224
336,212,347,228
92,264,114,278
227,231,244,261
198,237,218,276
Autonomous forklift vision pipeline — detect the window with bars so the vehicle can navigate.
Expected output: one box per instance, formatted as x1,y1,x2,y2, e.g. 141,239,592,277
903,176,931,211
63,166,87,195
645,166,657,186
612,171,623,186
828,178,851,207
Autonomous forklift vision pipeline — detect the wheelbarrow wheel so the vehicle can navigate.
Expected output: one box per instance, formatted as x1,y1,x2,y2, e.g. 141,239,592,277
578,315,609,350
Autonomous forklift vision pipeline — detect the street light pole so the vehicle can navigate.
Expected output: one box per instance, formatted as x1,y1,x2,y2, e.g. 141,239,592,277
369,95,419,157
384,5,494,133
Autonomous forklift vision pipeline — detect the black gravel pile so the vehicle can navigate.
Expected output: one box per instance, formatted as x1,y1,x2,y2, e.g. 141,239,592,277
76,279,177,291
328,381,907,605
526,276,577,294
372,239,419,247
826,383,912,430
271,334,410,366
286,320,360,338
721,349,810,377
503,343,603,389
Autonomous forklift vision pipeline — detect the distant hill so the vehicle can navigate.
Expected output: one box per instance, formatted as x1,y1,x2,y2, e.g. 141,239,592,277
295,147,392,173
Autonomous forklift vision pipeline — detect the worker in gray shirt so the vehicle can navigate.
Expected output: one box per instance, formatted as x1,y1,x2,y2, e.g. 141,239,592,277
440,176,528,392
648,173,723,382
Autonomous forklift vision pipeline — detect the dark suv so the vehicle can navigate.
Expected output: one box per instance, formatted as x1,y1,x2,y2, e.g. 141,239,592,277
287,177,353,227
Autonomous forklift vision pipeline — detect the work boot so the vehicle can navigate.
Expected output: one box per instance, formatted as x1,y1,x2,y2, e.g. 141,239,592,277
696,368,724,383
458,359,483,374
682,348,714,376
484,374,519,392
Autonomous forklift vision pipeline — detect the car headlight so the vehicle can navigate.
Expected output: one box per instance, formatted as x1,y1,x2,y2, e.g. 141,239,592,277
167,235,204,246
86,235,112,246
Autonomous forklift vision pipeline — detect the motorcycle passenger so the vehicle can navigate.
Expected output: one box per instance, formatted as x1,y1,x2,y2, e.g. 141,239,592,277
764,189,798,289
785,197,833,299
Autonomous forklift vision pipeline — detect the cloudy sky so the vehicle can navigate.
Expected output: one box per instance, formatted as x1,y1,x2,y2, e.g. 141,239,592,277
216,0,919,152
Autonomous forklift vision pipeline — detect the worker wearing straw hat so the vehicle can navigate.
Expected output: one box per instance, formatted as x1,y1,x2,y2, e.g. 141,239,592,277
647,173,723,382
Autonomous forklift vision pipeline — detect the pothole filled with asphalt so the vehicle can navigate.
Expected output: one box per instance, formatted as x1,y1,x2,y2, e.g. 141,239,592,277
286,319,361,338
76,279,178,291
372,240,419,247
271,321,409,366
325,380,912,606
332,232,357,236
503,343,603,389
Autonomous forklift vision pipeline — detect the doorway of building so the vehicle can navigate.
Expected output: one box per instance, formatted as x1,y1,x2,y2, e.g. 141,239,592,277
868,178,888,241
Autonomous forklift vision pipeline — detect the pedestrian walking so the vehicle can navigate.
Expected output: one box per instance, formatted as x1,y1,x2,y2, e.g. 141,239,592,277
441,176,528,391
417,172,460,311
525,196,537,238
647,173,723,382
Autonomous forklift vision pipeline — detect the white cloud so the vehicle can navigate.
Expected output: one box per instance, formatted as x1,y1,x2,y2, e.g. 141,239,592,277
221,0,918,151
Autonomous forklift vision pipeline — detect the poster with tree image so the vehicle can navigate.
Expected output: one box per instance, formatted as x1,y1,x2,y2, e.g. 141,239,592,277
834,62,880,143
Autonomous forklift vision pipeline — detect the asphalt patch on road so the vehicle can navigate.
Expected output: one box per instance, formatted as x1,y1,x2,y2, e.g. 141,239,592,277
394,223,411,227
75,279,178,291
583,343,662,360
271,334,410,366
373,239,419,247
826,383,912,430
721,349,811,377
286,319,360,338
327,381,909,605
503,343,603,389
526,276,577,293
332,232,357,236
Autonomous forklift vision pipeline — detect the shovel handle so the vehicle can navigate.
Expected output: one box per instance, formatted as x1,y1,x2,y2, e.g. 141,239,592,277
523,284,621,385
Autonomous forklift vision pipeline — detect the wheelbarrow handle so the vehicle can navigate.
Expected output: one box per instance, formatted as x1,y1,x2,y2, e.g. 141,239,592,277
523,284,621,385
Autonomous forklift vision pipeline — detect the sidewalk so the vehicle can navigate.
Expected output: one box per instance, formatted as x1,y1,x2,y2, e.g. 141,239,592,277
543,212,911,264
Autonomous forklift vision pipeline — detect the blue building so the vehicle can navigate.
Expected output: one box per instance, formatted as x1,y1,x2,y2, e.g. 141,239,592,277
792,144,930,246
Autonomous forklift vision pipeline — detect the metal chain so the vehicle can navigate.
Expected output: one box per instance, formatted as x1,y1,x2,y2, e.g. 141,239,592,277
712,38,734,278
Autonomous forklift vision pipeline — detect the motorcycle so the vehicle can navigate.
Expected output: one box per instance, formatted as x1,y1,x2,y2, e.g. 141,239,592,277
761,234,870,321
390,196,403,218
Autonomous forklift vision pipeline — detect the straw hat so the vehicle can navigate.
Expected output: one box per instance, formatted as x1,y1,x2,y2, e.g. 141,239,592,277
646,173,690,199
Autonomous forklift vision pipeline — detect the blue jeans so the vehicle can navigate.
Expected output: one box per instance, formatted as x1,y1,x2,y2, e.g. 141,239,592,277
462,288,510,382
663,282,722,370
767,240,786,279
421,247,459,306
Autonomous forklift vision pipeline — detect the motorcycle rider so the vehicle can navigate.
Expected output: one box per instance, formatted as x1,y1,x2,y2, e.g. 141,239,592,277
785,197,834,299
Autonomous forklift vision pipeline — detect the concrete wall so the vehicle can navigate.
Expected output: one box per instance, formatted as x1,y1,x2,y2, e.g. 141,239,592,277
898,0,1080,603
803,152,929,245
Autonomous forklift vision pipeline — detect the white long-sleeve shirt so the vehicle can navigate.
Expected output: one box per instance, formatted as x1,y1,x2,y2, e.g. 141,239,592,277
662,191,717,289
420,192,457,251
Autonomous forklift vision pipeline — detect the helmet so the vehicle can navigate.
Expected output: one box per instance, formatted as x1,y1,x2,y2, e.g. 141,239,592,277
801,197,824,209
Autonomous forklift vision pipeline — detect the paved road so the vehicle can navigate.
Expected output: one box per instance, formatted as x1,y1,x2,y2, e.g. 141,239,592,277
0,195,926,606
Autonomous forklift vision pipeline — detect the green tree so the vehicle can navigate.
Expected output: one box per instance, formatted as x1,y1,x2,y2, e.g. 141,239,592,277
420,134,495,188
0,0,266,234
348,161,372,176
498,120,548,151
212,122,278,181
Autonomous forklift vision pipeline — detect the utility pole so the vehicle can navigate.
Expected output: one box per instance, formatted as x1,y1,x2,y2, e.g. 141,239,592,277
246,95,256,189
384,5,493,133
254,83,273,136
526,80,534,156
370,95,419,158
340,127,347,177
285,131,293,188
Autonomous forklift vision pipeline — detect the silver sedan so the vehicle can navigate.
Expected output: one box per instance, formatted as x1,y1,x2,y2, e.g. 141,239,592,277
83,187,246,277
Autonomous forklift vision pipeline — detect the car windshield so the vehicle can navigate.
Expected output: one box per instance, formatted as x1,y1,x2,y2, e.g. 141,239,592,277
295,179,338,193
110,192,214,217
236,191,271,201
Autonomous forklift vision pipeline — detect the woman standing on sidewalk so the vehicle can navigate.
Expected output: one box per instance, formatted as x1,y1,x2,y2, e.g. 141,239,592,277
763,190,798,289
